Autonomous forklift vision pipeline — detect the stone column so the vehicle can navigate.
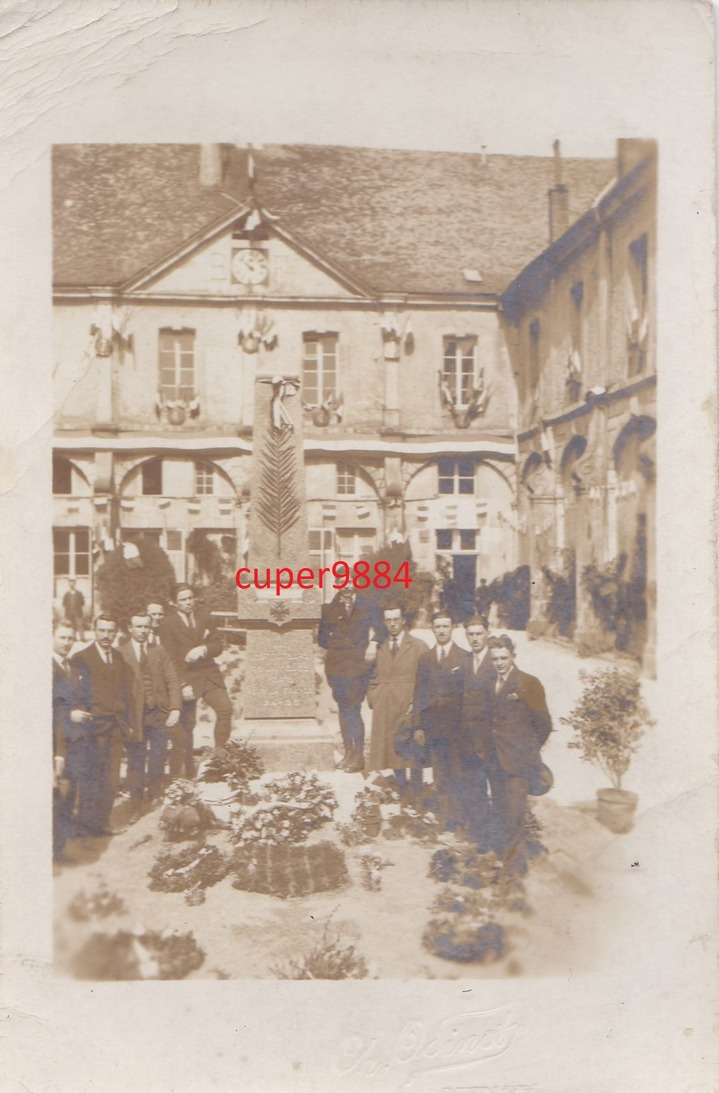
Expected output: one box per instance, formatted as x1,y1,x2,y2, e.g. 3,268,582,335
237,366,332,770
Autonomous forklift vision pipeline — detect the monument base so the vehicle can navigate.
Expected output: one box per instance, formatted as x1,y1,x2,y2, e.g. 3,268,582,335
238,717,338,772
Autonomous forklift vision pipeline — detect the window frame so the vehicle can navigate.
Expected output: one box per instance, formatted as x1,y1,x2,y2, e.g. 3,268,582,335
53,527,91,578
442,336,478,410
302,332,339,406
158,328,196,402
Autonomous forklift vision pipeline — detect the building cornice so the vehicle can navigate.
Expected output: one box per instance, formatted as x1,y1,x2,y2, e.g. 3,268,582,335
53,432,515,460
517,372,657,442
53,289,501,311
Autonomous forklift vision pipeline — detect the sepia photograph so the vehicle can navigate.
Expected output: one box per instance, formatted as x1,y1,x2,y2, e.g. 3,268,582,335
50,137,658,983
1,1,716,1091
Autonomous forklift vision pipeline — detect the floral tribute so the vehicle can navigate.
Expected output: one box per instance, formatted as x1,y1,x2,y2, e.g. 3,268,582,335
422,888,509,964
198,738,264,790
357,849,394,892
230,772,338,848
67,884,127,921
231,840,349,899
384,805,439,845
148,842,230,905
337,786,386,845
72,927,205,980
159,780,216,841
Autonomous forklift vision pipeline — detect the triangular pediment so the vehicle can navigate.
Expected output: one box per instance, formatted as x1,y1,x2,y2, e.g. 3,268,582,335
123,211,371,300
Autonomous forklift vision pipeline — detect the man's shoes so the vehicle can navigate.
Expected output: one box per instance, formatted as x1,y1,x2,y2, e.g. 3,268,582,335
89,824,127,837
127,805,143,825
342,755,365,773
147,797,162,811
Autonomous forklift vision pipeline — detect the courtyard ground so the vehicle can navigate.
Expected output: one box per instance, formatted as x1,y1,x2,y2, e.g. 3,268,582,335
53,632,659,980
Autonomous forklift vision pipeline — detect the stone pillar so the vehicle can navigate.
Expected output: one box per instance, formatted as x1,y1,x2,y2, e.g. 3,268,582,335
237,366,332,770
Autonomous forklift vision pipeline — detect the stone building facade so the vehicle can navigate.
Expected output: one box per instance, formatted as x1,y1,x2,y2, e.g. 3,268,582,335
52,140,656,670
502,140,657,674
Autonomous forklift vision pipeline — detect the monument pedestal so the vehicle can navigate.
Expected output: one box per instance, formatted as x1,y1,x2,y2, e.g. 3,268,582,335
241,717,337,772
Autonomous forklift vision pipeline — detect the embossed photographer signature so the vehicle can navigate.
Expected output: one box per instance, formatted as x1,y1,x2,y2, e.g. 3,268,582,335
337,1007,524,1080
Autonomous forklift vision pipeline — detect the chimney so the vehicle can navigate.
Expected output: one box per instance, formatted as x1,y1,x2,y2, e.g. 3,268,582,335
617,138,657,178
199,144,224,187
548,139,569,242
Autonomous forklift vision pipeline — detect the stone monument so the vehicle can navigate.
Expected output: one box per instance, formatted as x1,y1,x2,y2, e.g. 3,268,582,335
236,364,334,770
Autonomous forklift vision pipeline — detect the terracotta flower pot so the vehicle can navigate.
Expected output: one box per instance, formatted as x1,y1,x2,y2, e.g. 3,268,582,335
596,788,638,834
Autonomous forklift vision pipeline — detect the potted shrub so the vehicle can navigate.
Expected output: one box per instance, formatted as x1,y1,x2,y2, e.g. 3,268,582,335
561,666,654,833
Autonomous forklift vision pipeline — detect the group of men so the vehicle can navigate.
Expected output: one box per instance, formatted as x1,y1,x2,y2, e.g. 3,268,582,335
52,585,232,861
319,589,553,873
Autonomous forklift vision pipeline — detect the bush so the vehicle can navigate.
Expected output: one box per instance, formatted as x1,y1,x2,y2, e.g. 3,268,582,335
487,565,531,629
270,918,368,979
561,666,654,790
542,554,576,637
72,929,205,980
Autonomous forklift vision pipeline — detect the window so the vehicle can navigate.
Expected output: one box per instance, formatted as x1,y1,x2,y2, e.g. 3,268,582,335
159,329,195,401
436,529,478,553
53,528,90,578
52,457,73,495
438,458,475,495
335,529,376,562
459,529,477,551
195,461,214,496
336,462,356,496
142,458,163,496
443,337,477,409
528,318,541,390
302,333,338,406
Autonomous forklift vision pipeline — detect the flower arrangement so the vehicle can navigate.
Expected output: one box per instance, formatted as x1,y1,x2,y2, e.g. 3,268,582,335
357,850,394,891
428,847,504,889
72,927,205,980
67,885,127,922
159,780,216,841
384,806,439,845
148,842,230,904
230,772,338,848
270,918,368,979
231,840,349,899
198,738,264,790
422,887,508,964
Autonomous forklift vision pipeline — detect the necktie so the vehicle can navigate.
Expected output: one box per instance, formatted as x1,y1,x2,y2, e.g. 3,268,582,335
185,613,195,629
495,675,503,694
391,639,398,657
139,645,148,666
104,651,112,666
474,656,481,674
61,658,70,677
440,646,447,662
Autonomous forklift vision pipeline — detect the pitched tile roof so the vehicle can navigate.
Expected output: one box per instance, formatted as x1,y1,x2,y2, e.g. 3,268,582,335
53,143,615,296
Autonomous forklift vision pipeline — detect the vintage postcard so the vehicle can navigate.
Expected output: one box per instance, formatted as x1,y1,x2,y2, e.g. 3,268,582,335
1,1,716,1091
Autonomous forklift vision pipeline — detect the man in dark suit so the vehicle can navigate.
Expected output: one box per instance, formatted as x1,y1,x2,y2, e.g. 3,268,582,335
62,579,85,640
318,588,385,773
159,584,232,774
71,614,132,837
412,612,470,829
456,615,495,848
146,600,166,644
118,610,181,823
481,635,553,874
52,620,90,859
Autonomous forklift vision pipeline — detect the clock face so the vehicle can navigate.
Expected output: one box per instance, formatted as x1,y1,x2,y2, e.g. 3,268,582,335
231,248,269,285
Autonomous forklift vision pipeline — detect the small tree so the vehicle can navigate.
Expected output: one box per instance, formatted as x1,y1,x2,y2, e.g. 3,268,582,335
95,538,177,625
561,667,654,790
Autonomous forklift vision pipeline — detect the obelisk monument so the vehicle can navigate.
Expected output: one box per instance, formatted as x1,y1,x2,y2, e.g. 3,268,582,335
236,363,333,770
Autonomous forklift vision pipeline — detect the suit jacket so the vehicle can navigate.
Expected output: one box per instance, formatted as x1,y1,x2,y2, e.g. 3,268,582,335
52,658,85,753
367,632,428,769
479,666,552,777
117,640,181,743
318,596,386,679
159,608,225,692
458,647,497,760
71,644,132,736
413,642,470,744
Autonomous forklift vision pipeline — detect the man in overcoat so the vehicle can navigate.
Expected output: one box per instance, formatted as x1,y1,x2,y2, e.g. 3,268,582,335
481,634,553,873
367,603,427,797
118,610,181,822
